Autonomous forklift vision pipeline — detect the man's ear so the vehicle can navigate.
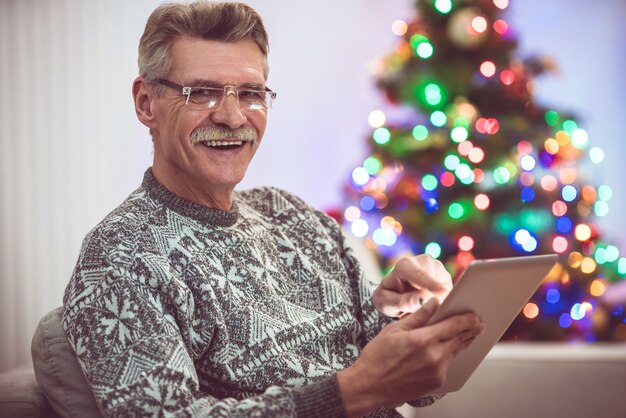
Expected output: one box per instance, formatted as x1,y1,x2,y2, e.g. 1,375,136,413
132,76,158,130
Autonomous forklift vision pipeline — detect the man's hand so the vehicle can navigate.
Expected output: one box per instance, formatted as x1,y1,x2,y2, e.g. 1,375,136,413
372,255,453,318
337,299,483,417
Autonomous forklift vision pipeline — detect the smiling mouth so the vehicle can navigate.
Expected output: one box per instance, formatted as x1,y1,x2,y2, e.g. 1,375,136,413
200,140,248,150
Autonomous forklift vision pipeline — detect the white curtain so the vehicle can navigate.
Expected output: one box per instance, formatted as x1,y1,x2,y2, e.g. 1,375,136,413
1,0,624,372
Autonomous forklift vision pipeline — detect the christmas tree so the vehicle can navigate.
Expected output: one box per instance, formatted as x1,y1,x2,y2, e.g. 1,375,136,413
343,0,625,341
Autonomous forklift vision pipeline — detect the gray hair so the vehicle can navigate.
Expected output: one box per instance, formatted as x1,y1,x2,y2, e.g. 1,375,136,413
138,1,269,94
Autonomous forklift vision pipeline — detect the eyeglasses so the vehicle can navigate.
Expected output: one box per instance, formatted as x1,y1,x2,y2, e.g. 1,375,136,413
156,78,276,111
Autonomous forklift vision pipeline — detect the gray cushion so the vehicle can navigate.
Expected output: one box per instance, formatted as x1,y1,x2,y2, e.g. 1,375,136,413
0,364,56,418
31,307,102,418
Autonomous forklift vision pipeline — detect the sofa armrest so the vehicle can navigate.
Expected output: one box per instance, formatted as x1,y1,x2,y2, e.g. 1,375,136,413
0,364,56,418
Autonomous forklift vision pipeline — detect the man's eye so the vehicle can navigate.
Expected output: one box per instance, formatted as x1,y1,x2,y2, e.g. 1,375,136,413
239,90,264,100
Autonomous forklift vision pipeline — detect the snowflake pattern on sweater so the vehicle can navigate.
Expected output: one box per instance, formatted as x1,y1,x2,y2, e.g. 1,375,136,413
63,169,435,417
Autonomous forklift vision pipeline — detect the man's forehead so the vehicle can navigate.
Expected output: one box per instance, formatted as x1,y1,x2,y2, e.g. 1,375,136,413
168,37,267,83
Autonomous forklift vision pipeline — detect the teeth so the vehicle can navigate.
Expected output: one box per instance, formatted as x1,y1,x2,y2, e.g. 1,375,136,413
202,140,244,147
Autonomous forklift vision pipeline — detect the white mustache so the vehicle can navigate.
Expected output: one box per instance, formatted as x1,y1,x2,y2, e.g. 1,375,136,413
190,127,257,144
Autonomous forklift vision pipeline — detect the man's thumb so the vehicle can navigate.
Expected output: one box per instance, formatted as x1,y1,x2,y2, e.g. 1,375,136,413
397,298,439,329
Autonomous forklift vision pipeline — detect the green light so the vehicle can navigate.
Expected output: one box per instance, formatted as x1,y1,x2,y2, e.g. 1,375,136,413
595,247,607,264
618,258,626,275
410,34,428,49
605,245,620,263
545,110,560,127
519,209,551,233
494,214,517,234
444,154,460,170
363,157,382,175
421,174,438,191
434,0,452,14
416,42,434,59
425,242,442,259
562,119,578,135
598,185,613,201
412,125,428,141
424,83,443,106
373,127,391,145
493,167,511,184
431,111,447,127
453,116,470,129
448,202,465,219
594,201,609,217
450,126,468,143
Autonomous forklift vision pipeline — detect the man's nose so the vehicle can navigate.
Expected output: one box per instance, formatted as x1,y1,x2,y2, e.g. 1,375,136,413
209,91,247,128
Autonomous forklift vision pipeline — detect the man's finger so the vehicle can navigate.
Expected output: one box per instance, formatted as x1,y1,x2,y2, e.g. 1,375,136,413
396,298,439,330
428,313,482,341
374,288,425,317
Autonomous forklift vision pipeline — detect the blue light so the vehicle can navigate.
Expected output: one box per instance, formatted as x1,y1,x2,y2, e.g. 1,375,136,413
424,198,439,214
558,313,572,328
556,216,573,234
546,288,560,304
570,303,585,321
360,195,376,211
521,187,536,202
562,185,578,202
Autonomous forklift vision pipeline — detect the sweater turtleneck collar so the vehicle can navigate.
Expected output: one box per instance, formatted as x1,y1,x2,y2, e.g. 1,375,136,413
142,168,240,227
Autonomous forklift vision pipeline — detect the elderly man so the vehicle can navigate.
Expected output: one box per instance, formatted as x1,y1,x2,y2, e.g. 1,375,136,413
63,2,483,417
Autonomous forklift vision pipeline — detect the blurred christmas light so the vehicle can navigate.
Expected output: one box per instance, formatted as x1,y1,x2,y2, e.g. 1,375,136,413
520,155,536,171
594,201,609,217
359,195,376,211
493,167,511,184
517,140,533,155
571,128,589,149
368,110,386,127
412,124,429,140
451,126,469,142
473,168,485,183
571,304,585,321
424,83,444,106
562,120,578,135
500,69,515,85
540,175,558,191
545,110,560,127
580,257,596,274
471,16,487,33
559,313,572,328
523,303,539,319
598,185,613,201
440,172,455,187
373,127,391,145
448,202,465,219
474,193,490,210
444,154,461,170
569,252,584,268
421,174,438,191
493,0,509,9
561,185,578,202
416,42,434,59
618,258,626,275
363,156,382,175
556,216,573,233
521,187,535,202
468,147,485,163
391,20,408,36
344,206,361,222
351,219,369,237
476,117,500,134
552,201,567,217
430,110,447,126
581,185,596,202
589,147,605,163
373,227,397,246
544,138,559,155
493,19,508,35
352,167,370,186
458,140,473,156
605,245,620,262
590,279,606,297
425,242,442,258
574,224,592,241
434,0,452,14
480,61,496,77
559,168,577,185
458,236,475,251
546,288,560,304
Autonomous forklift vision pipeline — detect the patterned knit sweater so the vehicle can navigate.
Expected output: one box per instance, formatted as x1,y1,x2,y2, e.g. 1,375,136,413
63,169,433,417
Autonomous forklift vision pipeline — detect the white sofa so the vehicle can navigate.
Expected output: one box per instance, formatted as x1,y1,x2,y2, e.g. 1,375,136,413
399,342,626,418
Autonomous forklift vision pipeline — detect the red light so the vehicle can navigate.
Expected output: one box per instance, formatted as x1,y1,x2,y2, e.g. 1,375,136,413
493,19,509,35
500,69,515,85
440,172,456,187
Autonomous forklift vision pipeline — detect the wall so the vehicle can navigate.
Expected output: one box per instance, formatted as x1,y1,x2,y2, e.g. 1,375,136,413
1,0,624,371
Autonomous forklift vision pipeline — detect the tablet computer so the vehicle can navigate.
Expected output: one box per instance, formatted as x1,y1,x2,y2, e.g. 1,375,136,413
424,254,558,395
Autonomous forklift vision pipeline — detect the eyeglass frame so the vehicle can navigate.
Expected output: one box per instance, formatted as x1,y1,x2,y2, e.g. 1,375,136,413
155,78,277,111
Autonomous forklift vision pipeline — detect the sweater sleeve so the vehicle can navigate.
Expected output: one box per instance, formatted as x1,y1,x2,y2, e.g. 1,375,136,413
63,233,346,418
